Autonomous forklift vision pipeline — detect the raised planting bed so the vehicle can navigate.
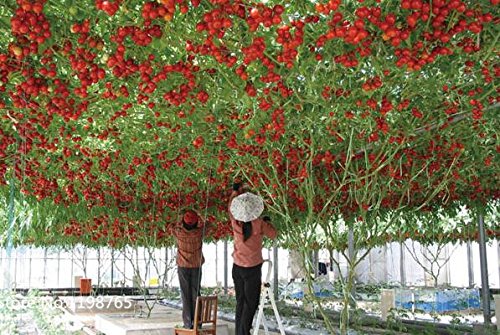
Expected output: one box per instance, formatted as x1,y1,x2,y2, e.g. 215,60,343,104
94,309,230,335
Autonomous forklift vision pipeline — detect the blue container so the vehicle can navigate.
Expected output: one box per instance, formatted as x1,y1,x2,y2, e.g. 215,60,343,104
435,289,480,312
414,290,435,312
288,291,304,299
395,288,481,313
395,289,414,310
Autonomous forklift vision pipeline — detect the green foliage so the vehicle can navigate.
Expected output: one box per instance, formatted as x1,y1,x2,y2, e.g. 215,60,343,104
0,0,498,249
0,290,79,334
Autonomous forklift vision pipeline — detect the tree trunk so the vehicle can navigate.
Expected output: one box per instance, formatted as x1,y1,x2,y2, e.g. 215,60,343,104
340,268,356,335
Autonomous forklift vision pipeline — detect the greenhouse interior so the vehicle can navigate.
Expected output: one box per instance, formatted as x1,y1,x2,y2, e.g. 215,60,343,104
0,0,499,334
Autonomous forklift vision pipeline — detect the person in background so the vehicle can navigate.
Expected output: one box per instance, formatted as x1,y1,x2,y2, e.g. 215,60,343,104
318,261,328,276
229,182,277,335
171,209,214,329
287,248,305,284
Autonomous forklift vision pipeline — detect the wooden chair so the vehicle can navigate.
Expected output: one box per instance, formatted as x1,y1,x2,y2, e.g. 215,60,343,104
174,295,218,335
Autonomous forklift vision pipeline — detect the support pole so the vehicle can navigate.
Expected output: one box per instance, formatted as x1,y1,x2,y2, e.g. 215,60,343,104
467,240,474,288
5,174,16,290
97,248,101,287
273,242,279,300
334,250,340,278
57,249,61,287
497,239,500,289
495,295,500,330
71,249,74,288
28,248,32,288
123,252,126,288
328,248,334,273
313,249,319,277
399,241,406,287
368,249,372,282
478,214,491,324
383,244,388,282
111,249,115,287
348,228,355,268
348,227,356,296
224,240,228,295
215,242,219,286
13,248,18,287
43,248,48,288
0,249,3,288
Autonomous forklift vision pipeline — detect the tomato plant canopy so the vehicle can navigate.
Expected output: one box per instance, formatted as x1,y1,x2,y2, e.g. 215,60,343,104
0,0,498,247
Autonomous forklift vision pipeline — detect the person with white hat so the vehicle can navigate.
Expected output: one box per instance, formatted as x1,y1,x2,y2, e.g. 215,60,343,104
229,182,277,335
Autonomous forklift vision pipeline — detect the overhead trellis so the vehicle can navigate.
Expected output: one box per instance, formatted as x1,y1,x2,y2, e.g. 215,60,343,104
0,0,498,247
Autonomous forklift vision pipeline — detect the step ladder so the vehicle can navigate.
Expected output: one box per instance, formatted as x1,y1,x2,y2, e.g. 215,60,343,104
253,260,286,335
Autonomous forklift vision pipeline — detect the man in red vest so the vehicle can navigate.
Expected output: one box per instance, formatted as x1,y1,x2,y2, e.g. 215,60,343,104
171,210,214,329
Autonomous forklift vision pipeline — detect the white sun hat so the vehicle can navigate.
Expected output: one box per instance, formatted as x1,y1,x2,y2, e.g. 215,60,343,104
230,192,264,222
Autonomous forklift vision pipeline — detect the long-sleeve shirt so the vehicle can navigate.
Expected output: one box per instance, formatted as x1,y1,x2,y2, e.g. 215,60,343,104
229,190,277,267
172,221,214,268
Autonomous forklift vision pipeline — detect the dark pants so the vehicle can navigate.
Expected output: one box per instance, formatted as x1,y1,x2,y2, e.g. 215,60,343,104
178,267,202,329
232,263,262,335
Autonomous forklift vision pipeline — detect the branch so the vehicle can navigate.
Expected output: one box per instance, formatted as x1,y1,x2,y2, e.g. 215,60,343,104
405,240,433,278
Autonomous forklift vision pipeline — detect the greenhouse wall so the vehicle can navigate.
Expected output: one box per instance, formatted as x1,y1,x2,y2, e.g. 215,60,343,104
360,241,499,288
0,240,498,290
